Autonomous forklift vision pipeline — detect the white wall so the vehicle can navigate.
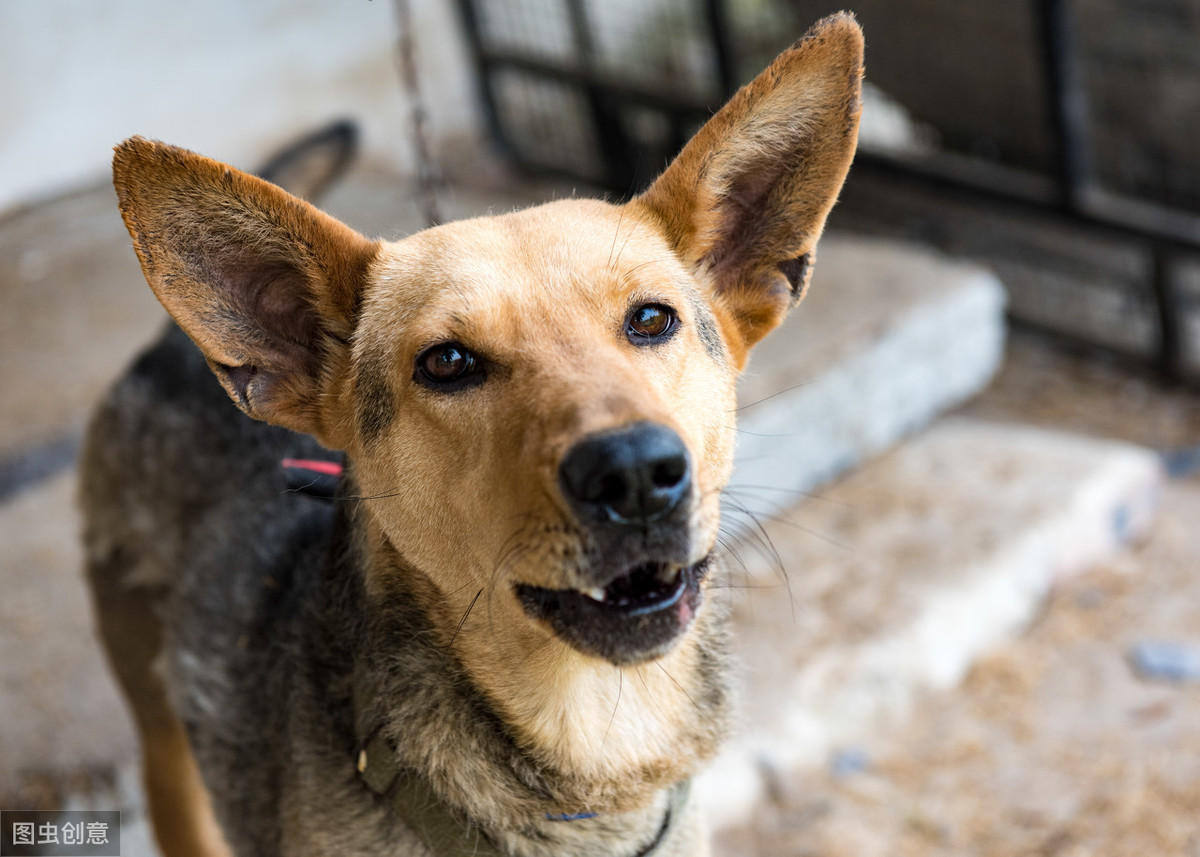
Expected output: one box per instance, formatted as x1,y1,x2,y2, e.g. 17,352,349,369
0,0,481,212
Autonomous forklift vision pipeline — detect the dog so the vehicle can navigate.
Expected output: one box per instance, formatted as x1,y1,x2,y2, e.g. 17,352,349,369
80,14,862,857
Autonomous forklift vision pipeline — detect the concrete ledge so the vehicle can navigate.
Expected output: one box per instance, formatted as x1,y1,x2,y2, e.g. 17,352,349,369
733,235,1007,511
699,418,1163,830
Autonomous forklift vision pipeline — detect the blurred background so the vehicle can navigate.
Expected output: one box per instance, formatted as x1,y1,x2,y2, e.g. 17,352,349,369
2,1,1199,855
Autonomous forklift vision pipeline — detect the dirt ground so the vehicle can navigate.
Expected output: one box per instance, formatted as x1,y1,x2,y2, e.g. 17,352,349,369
716,335,1200,857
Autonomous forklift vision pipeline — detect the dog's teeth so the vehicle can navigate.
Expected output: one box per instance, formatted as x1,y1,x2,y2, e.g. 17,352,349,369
584,588,607,602
656,566,681,584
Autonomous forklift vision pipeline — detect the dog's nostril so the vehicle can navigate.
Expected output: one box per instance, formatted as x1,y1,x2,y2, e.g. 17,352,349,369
595,473,628,505
652,457,686,489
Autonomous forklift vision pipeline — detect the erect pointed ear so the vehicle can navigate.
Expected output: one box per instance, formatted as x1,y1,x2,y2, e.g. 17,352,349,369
113,137,379,448
633,13,863,368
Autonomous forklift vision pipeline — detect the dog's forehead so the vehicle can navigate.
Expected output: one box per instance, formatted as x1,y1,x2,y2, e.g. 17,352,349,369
371,199,687,320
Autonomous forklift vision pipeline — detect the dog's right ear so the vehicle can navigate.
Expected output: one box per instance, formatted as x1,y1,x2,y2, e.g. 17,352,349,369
113,137,379,448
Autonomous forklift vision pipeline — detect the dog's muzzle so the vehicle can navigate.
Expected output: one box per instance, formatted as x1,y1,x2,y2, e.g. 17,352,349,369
517,422,706,665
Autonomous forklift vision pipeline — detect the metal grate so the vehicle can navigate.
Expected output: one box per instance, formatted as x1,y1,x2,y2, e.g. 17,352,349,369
456,0,1200,382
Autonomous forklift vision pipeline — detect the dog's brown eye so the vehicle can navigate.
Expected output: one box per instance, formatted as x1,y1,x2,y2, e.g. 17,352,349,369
424,345,468,378
627,304,676,343
415,343,483,390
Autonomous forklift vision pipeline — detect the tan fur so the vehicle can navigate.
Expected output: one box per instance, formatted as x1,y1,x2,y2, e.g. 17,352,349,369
97,14,863,856
142,725,235,857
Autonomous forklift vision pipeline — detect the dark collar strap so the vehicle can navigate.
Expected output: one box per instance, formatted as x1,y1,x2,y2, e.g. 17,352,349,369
351,658,688,857
357,728,505,856
634,778,690,857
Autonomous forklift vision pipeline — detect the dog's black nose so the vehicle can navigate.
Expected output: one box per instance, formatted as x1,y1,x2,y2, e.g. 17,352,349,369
559,422,692,525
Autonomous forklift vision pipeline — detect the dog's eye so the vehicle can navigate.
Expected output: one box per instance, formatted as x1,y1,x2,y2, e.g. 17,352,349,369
626,304,677,344
415,342,484,390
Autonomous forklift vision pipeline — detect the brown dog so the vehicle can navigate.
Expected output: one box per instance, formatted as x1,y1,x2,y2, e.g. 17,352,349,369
81,14,862,857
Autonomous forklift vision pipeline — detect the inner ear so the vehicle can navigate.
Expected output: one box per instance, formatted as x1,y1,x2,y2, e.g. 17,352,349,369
198,254,325,406
705,170,816,307
237,260,321,345
211,254,324,356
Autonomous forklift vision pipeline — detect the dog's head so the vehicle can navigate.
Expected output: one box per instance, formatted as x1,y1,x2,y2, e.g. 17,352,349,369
112,18,861,677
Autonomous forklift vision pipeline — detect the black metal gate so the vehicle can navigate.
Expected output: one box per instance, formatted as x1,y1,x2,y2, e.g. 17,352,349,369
456,0,1200,381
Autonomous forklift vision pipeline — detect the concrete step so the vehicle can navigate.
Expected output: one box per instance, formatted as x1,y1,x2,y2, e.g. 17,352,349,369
698,417,1164,830
733,234,1007,512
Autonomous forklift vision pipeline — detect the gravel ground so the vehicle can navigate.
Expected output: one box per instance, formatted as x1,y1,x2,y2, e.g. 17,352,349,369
963,331,1200,452
715,332,1200,857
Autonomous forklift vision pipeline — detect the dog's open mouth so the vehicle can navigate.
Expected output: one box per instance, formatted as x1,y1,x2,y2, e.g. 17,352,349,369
580,561,689,614
515,558,708,665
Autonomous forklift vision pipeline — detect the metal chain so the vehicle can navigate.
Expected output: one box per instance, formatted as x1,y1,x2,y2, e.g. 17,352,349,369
393,0,444,228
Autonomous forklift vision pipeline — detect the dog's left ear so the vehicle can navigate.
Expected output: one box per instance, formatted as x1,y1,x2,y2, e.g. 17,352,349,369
634,13,863,367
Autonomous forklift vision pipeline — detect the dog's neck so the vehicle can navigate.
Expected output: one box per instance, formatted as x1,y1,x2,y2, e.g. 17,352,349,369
342,488,730,856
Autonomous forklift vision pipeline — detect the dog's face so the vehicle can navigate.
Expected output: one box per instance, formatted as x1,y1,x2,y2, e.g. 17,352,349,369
348,200,737,665
112,18,862,675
